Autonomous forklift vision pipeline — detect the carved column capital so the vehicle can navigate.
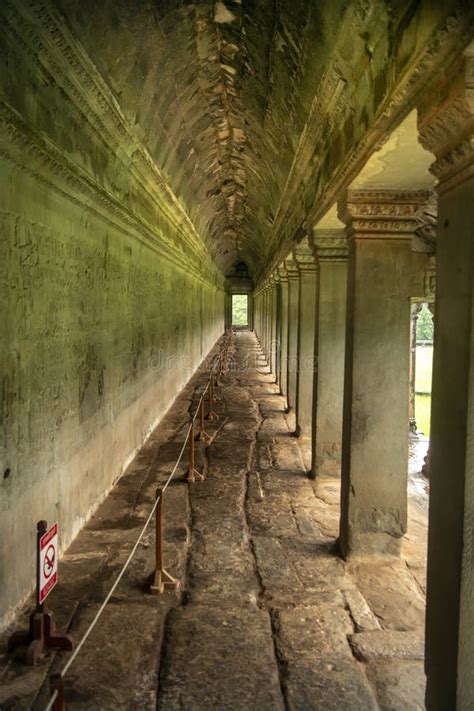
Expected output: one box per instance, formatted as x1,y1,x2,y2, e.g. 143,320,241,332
277,264,289,283
284,257,300,280
418,41,474,194
338,189,433,239
293,237,317,272
310,229,348,261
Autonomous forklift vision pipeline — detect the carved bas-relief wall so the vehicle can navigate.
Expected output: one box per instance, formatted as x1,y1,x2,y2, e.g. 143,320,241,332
0,1,224,626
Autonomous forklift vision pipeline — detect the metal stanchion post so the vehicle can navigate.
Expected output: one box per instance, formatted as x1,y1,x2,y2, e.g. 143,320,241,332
197,396,211,442
186,420,204,482
50,673,65,710
8,522,74,665
206,376,219,421
150,488,179,594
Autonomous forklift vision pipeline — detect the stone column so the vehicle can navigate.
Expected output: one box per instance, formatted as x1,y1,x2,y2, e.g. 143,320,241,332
409,302,423,432
277,265,289,402
254,290,260,335
247,293,254,331
309,231,348,478
270,276,279,378
293,238,318,439
338,188,431,558
262,284,268,358
421,301,435,478
273,272,283,388
285,257,300,413
418,44,474,711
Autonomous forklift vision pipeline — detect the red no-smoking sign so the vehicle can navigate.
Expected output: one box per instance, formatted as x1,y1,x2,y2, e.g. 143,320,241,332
39,523,58,604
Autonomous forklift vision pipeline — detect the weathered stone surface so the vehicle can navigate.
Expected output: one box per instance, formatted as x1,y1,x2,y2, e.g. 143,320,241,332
366,660,426,711
157,607,284,710
277,604,354,659
344,589,382,633
0,330,431,710
348,560,425,631
350,631,425,661
285,658,378,711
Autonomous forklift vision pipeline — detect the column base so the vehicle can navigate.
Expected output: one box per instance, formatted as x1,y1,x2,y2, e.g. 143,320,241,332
339,529,403,560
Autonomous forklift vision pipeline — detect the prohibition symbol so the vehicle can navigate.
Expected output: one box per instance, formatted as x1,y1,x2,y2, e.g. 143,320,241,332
43,544,56,579
39,523,59,604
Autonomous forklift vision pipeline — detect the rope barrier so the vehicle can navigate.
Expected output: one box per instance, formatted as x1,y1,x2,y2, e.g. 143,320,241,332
44,330,233,711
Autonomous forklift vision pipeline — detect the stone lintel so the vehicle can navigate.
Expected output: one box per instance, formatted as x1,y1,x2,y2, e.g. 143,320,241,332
338,189,432,239
418,41,474,195
293,236,317,272
310,229,348,262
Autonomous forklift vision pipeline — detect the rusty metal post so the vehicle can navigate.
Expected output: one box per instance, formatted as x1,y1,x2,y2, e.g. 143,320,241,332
212,371,221,401
186,420,204,482
50,673,65,711
206,377,219,421
197,396,211,442
150,488,179,594
8,522,74,665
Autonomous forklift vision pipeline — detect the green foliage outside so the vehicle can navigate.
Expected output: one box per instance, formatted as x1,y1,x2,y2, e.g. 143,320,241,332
232,294,248,326
416,303,434,342
415,394,431,437
415,344,433,436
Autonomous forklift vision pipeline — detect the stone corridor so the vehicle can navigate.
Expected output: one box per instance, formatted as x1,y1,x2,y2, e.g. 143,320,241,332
1,332,428,710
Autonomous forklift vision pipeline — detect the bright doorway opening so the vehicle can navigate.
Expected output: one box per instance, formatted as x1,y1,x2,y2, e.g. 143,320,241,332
232,294,248,327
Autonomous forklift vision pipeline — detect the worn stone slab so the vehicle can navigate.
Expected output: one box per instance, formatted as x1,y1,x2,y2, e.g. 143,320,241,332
344,589,381,632
366,659,426,710
252,535,304,597
158,606,284,710
37,601,168,710
283,539,352,592
350,630,425,661
277,604,354,660
270,442,305,472
349,560,425,631
285,657,378,711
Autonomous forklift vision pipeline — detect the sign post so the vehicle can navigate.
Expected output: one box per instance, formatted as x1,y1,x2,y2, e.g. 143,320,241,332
8,520,74,665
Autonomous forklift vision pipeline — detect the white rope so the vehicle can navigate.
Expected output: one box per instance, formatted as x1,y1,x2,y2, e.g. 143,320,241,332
44,334,232,710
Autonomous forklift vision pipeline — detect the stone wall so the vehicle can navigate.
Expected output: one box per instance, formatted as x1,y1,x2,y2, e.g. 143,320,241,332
0,0,224,626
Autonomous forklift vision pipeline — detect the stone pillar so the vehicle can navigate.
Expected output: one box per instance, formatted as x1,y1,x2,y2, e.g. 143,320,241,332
247,292,254,331
421,301,435,478
261,284,268,358
253,290,260,335
277,265,289,402
418,44,474,711
225,292,232,329
338,188,431,558
293,238,318,439
309,231,348,477
409,302,423,432
273,272,283,388
285,257,300,412
270,276,278,377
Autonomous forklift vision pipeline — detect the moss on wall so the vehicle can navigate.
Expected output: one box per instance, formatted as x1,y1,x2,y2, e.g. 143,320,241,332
0,0,225,625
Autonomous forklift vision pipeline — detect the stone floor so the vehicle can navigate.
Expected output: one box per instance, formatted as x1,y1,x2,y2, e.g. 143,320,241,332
0,331,429,710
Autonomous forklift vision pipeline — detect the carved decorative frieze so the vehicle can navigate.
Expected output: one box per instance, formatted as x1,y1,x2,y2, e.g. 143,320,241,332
293,237,317,272
277,265,289,283
0,0,223,287
338,190,433,238
418,42,474,194
284,257,299,279
310,230,348,261
424,256,437,298
258,9,472,282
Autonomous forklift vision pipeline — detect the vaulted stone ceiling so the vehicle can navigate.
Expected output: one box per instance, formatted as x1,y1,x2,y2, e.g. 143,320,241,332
56,0,346,276
55,0,472,280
